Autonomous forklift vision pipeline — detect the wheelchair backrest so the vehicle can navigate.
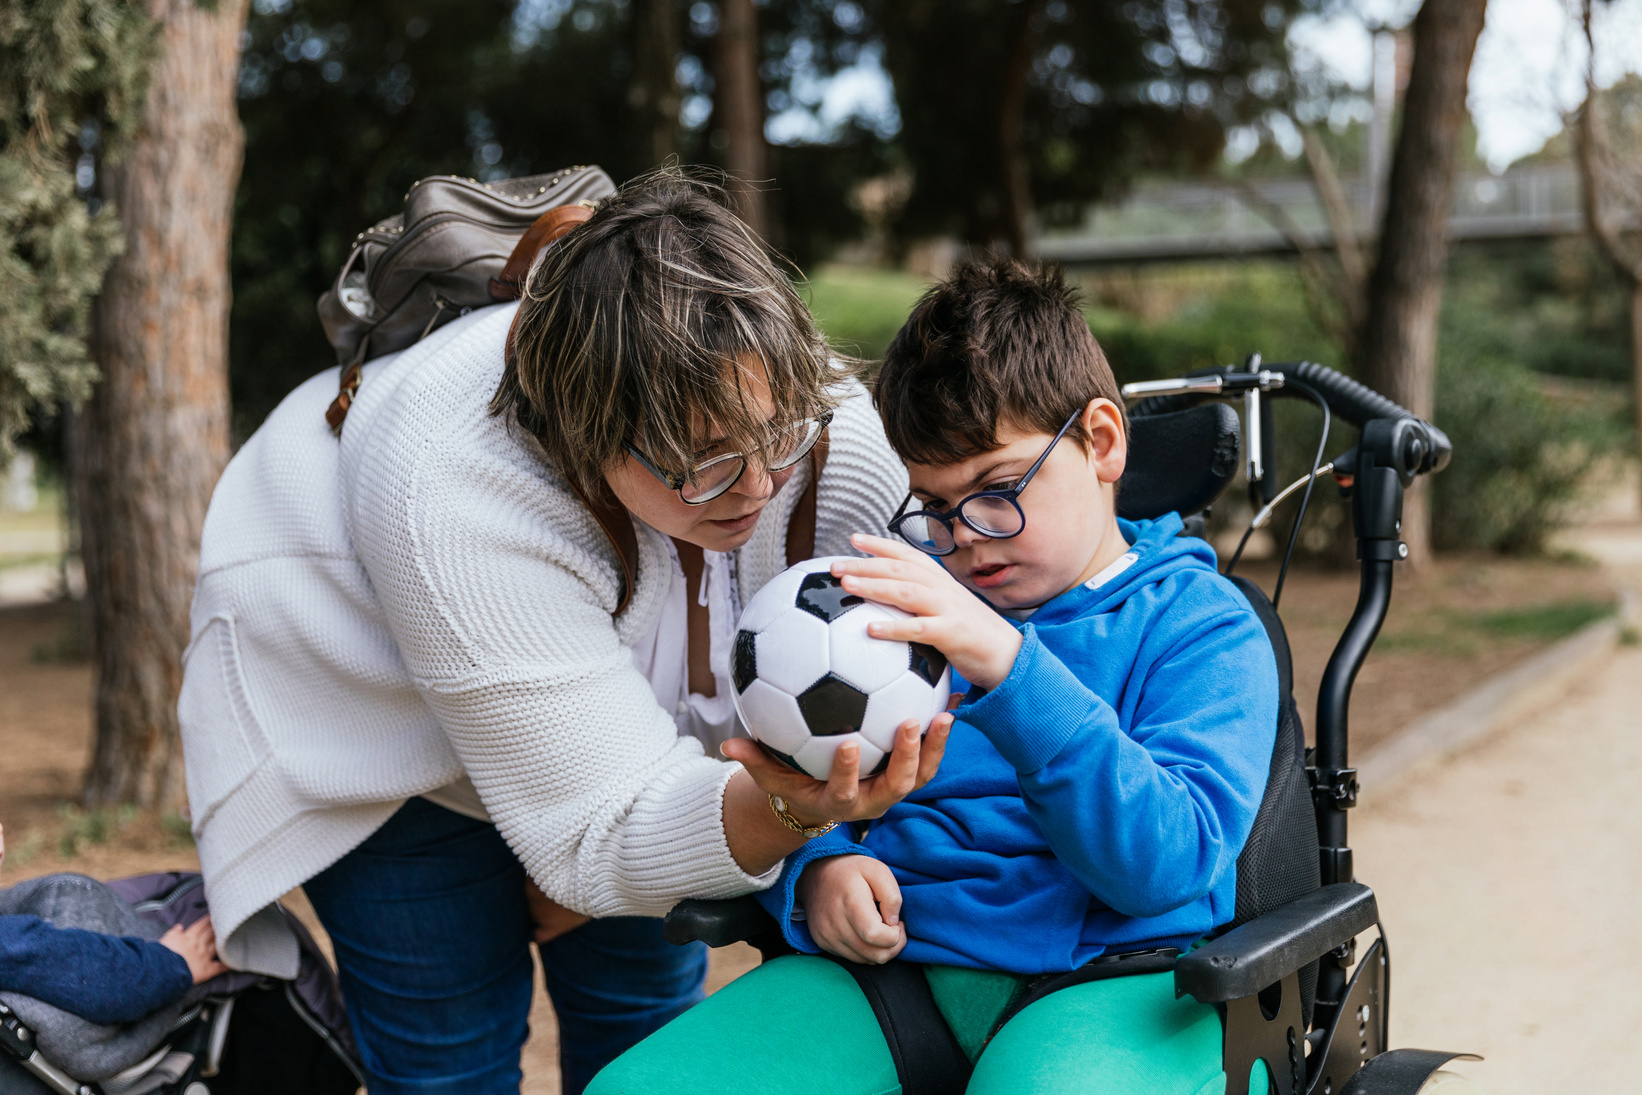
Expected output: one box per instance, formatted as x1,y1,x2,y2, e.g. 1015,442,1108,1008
1224,576,1323,1021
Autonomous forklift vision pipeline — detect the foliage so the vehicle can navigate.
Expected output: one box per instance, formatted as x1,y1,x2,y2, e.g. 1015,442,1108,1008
867,0,1306,244
1429,330,1621,555
0,0,154,461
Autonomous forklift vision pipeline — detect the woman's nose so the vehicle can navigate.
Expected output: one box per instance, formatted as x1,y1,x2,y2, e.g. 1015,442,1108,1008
735,461,780,502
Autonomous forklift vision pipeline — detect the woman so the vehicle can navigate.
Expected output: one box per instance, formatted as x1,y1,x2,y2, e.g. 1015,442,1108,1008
177,172,942,1094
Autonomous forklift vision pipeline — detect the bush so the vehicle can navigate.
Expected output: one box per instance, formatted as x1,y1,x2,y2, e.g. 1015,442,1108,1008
1430,352,1617,554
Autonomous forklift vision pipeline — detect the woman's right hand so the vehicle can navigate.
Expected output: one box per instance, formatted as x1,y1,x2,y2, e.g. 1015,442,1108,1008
721,713,952,828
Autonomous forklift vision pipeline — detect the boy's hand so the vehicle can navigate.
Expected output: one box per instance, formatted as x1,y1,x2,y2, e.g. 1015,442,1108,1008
834,534,1024,692
159,915,230,985
796,855,906,964
722,712,952,828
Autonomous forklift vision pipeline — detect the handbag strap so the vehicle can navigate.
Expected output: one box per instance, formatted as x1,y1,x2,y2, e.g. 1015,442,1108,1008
488,202,597,302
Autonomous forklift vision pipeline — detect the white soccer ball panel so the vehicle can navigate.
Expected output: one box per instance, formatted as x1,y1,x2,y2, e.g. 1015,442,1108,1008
733,679,812,754
794,555,853,574
854,740,887,777
859,670,950,752
737,565,810,635
827,602,916,694
792,733,860,781
754,608,831,695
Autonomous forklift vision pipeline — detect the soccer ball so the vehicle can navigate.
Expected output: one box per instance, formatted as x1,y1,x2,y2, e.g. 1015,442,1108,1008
731,557,952,780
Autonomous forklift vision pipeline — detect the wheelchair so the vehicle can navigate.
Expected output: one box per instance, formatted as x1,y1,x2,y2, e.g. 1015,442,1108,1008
664,358,1480,1095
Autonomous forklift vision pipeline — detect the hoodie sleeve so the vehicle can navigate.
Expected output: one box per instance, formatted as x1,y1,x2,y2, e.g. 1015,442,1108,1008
752,826,877,953
0,915,193,1024
958,606,1278,919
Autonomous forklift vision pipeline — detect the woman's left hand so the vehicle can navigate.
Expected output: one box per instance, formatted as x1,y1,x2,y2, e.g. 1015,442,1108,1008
832,534,1024,691
721,711,951,828
526,881,591,944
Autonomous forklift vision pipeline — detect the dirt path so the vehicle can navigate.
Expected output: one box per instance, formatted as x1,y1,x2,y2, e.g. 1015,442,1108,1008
1353,519,1642,1093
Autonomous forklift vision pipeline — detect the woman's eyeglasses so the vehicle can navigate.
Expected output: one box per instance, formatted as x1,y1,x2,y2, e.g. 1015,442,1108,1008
888,410,1080,556
625,411,833,506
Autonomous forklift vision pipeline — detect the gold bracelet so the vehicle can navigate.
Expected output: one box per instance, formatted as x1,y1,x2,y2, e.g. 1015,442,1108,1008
769,794,837,840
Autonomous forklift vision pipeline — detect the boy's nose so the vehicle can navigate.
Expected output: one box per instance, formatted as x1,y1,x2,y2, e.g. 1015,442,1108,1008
951,521,991,550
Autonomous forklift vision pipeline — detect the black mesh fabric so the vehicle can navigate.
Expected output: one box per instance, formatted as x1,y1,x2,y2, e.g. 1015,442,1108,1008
1225,577,1323,1025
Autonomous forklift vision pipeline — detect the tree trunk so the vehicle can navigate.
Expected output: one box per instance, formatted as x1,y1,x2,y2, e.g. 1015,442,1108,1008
78,0,246,808
1575,0,1642,502
631,0,680,167
996,0,1041,258
1359,0,1488,567
713,0,767,237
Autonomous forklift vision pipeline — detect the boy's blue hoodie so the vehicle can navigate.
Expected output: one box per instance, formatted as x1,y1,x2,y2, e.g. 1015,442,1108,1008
757,514,1280,973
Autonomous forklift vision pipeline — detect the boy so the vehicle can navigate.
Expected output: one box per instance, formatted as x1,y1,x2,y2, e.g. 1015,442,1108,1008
589,258,1278,1094
0,823,227,1024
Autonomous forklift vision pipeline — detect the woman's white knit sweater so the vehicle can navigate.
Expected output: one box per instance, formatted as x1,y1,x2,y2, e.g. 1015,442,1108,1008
178,303,908,970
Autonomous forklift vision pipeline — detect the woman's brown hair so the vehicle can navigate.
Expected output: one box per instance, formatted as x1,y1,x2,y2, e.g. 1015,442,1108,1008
492,168,844,496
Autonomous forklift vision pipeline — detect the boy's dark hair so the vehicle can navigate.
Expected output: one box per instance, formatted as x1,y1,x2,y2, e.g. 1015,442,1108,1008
875,257,1126,465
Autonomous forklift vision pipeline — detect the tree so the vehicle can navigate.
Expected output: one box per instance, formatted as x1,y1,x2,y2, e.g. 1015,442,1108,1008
0,0,153,461
867,0,1299,253
1356,0,1487,565
713,0,768,235
1575,3,1642,486
77,0,249,807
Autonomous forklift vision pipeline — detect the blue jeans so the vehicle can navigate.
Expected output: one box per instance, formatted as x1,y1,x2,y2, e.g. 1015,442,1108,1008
304,797,708,1095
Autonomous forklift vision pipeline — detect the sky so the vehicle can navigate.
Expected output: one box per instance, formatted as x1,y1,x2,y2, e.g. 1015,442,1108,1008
772,0,1642,173
1293,0,1642,170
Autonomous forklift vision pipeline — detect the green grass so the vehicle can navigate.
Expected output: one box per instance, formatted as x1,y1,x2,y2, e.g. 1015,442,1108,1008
1375,597,1616,655
1467,599,1615,641
801,264,932,360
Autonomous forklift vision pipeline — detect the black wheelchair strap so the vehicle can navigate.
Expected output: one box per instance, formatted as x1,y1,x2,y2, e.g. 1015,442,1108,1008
824,956,972,1095
983,946,1180,1050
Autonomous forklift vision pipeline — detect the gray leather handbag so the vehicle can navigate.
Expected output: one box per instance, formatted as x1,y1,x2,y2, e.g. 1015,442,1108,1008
317,164,617,434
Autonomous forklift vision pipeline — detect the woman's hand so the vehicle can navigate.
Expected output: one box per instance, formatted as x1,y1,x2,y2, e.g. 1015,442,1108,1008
159,915,230,985
525,881,591,945
721,712,952,829
796,855,906,964
833,534,1024,692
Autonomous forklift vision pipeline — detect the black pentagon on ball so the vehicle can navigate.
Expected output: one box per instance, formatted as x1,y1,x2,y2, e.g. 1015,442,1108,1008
909,642,948,686
733,630,758,694
797,673,869,736
795,572,865,623
758,741,806,773
867,750,891,776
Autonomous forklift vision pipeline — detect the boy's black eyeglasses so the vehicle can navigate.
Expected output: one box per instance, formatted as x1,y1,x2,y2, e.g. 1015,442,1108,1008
625,411,833,506
888,410,1081,556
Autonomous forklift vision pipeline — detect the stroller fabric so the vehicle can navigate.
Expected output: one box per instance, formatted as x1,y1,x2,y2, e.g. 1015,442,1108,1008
0,872,358,1094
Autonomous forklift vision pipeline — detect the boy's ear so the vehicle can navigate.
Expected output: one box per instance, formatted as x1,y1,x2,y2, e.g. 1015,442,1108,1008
1081,398,1127,485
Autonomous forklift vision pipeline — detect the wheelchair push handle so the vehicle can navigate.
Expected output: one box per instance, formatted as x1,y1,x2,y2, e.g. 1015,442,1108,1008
1124,360,1451,480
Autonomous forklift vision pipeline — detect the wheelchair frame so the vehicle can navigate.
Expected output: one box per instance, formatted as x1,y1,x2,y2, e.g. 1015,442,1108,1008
666,358,1479,1095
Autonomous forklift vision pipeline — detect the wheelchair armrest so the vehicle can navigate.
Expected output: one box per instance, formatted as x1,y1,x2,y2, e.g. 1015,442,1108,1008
663,896,777,948
1175,883,1377,1004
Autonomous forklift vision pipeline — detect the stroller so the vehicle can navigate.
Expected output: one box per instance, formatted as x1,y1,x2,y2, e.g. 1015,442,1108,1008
663,357,1481,1094
0,871,362,1095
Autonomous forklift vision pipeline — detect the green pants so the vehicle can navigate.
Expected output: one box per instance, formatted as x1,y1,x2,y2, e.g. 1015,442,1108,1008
587,955,1266,1095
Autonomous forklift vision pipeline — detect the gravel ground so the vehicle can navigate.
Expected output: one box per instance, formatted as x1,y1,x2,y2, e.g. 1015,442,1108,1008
1352,519,1642,1094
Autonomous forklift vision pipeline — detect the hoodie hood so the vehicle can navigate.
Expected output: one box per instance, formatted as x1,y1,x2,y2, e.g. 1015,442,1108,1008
1026,513,1213,628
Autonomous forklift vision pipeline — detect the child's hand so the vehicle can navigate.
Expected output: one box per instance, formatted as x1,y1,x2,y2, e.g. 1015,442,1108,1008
834,534,1024,692
159,915,230,985
796,854,906,965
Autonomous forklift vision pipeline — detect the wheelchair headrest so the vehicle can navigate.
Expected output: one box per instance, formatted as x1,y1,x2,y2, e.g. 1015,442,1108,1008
1116,402,1240,522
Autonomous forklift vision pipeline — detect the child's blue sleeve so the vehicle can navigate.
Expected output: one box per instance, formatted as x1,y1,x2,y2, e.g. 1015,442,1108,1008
753,826,878,953
0,914,193,1024
960,612,1278,919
